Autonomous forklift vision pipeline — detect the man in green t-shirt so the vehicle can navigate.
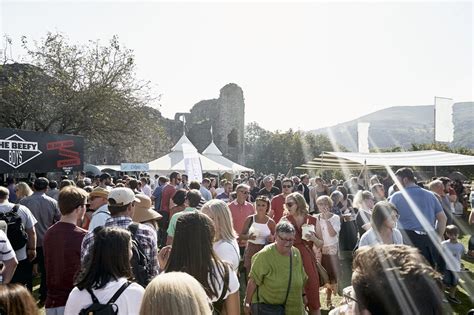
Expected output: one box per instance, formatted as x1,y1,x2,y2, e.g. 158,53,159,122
166,189,201,245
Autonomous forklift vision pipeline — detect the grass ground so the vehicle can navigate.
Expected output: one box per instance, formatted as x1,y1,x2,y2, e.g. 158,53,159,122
33,214,474,315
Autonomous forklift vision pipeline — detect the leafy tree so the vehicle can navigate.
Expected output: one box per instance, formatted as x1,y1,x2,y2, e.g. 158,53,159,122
244,123,341,175
0,33,166,163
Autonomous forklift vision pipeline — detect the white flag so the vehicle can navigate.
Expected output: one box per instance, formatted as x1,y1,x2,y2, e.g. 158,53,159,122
358,123,370,153
182,143,203,183
435,97,454,142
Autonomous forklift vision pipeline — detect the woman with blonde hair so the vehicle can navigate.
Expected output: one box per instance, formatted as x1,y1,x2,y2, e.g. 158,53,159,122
201,199,241,271
15,181,33,202
282,192,322,315
315,195,341,309
139,271,211,315
353,191,375,237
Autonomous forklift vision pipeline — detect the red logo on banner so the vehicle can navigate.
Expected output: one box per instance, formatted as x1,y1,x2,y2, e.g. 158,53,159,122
47,140,81,168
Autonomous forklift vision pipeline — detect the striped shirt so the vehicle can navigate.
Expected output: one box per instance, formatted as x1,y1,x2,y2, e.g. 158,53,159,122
81,216,159,278
0,230,16,261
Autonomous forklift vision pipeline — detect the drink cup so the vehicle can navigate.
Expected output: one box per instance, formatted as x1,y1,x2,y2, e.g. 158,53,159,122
301,224,315,241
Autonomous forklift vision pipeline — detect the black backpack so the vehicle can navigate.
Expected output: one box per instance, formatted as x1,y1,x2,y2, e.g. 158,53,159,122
79,282,131,315
0,205,28,250
127,223,151,287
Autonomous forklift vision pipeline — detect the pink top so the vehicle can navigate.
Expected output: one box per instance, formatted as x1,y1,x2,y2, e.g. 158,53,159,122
228,200,255,247
160,184,176,213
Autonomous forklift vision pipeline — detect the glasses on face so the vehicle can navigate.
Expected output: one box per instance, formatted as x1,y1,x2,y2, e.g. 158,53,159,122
282,185,293,189
285,202,295,207
277,234,295,243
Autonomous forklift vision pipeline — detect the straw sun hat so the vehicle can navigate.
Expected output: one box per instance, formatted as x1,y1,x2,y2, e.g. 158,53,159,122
132,194,162,223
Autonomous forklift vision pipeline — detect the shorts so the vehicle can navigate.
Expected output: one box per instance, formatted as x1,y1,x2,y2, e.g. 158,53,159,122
443,270,459,287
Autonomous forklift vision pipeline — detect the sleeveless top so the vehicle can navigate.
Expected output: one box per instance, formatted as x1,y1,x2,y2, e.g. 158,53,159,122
248,216,271,245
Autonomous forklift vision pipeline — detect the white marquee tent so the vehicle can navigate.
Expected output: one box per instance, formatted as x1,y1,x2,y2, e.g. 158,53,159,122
202,141,254,173
148,134,233,174
298,150,474,170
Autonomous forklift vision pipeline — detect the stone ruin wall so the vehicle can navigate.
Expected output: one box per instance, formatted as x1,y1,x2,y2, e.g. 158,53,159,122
164,83,245,164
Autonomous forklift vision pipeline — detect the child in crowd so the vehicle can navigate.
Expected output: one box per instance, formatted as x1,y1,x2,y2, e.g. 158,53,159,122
442,225,465,304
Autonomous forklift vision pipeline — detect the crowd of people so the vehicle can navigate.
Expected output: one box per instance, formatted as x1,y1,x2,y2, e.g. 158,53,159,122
0,168,472,314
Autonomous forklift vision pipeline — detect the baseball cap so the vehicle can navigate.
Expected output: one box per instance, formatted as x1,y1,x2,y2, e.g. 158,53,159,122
108,188,140,206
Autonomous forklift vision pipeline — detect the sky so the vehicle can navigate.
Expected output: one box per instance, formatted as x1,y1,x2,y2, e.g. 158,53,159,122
1,1,472,132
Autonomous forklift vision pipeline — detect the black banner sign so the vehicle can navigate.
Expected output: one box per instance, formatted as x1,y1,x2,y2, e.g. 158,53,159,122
0,128,84,173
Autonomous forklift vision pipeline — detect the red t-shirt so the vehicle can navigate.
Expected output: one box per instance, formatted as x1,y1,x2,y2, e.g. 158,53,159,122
270,194,285,224
160,184,177,213
43,222,86,308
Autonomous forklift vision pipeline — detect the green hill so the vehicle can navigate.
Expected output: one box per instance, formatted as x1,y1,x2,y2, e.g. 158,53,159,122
310,102,473,150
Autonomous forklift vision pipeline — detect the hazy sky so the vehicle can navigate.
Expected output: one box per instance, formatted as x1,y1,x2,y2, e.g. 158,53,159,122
1,1,472,132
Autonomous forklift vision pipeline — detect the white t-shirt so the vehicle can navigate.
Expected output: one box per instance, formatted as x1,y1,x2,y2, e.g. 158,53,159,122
359,228,403,247
320,214,341,247
442,240,465,272
64,278,144,315
214,239,240,271
209,262,240,302
0,202,37,261
0,230,16,261
88,204,111,231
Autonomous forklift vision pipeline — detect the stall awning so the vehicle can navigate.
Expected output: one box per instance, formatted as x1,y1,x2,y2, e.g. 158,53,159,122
297,150,474,170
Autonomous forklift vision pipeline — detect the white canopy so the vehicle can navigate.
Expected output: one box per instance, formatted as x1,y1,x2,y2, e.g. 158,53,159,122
202,141,254,173
298,150,474,169
148,134,233,174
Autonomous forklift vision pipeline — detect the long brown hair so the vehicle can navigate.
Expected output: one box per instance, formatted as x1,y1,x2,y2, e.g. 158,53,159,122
74,226,133,290
0,284,38,315
165,211,226,299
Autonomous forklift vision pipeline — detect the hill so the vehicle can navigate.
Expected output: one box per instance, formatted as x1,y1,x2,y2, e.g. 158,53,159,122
310,102,473,150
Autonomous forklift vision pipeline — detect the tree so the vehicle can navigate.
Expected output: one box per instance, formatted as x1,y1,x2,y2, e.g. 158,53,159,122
0,33,166,163
244,123,341,175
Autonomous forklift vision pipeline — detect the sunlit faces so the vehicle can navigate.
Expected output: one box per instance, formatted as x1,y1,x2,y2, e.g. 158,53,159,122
236,188,249,202
237,189,249,195
282,181,293,192
316,201,330,213
384,210,400,229
285,198,297,213
275,233,295,252
88,196,106,210
256,200,269,214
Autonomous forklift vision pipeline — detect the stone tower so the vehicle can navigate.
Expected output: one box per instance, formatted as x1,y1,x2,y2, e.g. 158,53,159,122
182,83,245,164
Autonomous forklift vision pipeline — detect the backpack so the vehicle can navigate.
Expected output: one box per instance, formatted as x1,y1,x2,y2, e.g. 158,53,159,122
0,205,28,250
127,223,152,287
79,281,130,315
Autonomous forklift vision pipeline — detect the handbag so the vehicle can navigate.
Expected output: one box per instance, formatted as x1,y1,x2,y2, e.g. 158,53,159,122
316,259,330,287
250,249,292,315
305,215,330,287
